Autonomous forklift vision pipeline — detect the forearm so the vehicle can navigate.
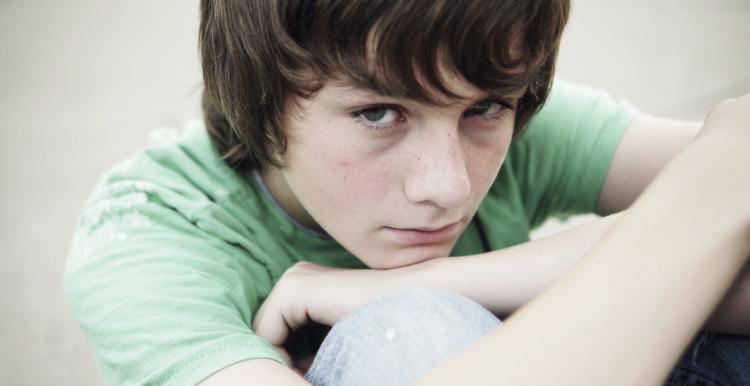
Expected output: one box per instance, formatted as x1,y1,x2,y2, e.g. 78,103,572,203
401,212,750,334
400,214,620,316
415,139,750,386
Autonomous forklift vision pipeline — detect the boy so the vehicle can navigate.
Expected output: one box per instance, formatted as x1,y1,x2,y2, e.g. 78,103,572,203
65,0,750,385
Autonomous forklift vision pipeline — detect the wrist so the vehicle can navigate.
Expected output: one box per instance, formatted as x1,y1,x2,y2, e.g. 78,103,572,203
389,256,452,289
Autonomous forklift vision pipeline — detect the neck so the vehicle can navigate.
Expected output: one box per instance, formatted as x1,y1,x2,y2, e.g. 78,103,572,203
259,166,322,232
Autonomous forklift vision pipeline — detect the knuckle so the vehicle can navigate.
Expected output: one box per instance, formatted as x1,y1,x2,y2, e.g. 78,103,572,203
276,269,303,294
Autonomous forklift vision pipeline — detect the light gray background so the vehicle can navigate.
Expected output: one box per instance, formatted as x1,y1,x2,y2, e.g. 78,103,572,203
1,1,748,385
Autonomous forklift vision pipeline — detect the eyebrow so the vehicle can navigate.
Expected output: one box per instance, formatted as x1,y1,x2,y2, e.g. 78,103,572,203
330,80,403,99
329,79,519,107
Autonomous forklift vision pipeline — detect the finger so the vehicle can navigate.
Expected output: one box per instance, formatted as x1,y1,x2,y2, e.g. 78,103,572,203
254,303,290,347
252,299,267,332
706,98,736,119
718,98,736,110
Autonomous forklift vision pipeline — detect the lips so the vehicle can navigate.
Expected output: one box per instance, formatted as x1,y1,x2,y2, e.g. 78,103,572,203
385,221,462,245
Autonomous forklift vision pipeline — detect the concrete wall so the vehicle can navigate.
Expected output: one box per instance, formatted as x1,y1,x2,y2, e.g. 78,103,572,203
1,1,747,384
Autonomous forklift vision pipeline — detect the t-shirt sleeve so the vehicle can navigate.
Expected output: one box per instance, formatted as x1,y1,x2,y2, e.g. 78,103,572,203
64,172,284,385
508,79,639,228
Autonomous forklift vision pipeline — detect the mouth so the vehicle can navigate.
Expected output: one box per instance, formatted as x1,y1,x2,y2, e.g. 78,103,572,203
384,221,462,246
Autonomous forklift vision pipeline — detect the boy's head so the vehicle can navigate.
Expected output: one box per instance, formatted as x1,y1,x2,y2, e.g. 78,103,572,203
200,0,569,170
199,0,570,268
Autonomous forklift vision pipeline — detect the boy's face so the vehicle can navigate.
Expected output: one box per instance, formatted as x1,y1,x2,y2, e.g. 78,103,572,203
263,71,521,269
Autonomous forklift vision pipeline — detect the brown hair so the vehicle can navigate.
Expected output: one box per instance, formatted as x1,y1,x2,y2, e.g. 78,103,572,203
200,0,570,170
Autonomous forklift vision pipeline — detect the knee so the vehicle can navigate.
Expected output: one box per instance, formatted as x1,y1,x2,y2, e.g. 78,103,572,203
339,288,500,340
304,288,500,386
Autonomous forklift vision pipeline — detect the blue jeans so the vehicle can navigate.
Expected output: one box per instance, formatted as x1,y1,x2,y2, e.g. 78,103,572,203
304,288,750,386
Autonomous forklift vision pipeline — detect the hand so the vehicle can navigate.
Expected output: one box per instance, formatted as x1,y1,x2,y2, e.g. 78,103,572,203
252,261,409,374
696,94,750,142
693,95,750,217
657,94,750,221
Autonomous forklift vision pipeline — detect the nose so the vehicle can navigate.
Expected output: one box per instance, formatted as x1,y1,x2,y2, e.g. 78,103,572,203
403,126,471,209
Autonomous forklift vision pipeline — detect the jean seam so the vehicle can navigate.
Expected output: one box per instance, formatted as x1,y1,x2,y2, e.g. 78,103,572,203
304,332,333,382
691,332,716,366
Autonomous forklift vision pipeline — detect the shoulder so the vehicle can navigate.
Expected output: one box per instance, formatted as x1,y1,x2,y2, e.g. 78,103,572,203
63,121,294,386
513,79,638,150
92,119,247,212
85,119,266,232
485,80,639,227
67,119,292,276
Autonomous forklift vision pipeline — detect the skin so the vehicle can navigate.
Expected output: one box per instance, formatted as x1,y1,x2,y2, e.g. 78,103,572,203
262,73,525,269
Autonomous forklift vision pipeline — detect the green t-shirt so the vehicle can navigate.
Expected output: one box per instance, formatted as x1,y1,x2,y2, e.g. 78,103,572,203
64,79,637,386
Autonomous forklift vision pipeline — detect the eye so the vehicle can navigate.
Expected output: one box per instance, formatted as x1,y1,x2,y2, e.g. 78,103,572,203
359,106,400,124
352,105,404,133
463,99,512,119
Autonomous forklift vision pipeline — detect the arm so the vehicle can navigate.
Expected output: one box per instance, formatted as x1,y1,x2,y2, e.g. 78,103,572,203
402,213,621,317
199,359,310,386
404,212,750,335
596,114,701,215
596,112,750,333
414,99,750,386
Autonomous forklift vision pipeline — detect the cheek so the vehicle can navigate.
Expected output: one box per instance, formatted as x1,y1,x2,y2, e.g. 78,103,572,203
330,156,393,206
465,132,513,195
288,133,395,214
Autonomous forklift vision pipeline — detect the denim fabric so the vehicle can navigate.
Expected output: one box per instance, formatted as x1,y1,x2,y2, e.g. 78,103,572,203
304,288,750,386
665,332,750,386
304,288,501,386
